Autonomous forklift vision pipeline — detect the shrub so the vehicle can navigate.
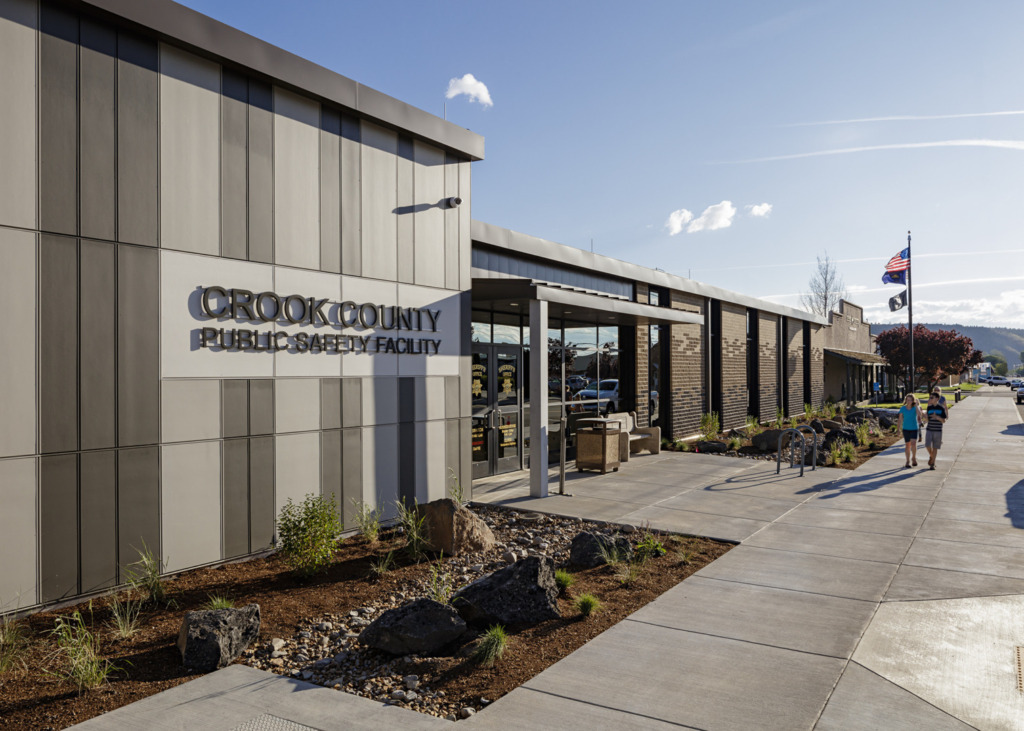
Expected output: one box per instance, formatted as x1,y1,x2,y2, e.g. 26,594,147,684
614,560,646,586
679,440,693,452
206,595,235,610
773,408,785,428
837,403,847,416
827,441,842,466
804,403,815,419
574,593,603,617
727,435,743,451
855,421,871,447
635,530,666,562
369,549,396,578
351,500,382,544
50,607,119,692
426,555,454,604
839,442,857,463
0,615,25,675
699,412,720,441
822,401,837,419
276,493,342,578
447,467,465,504
745,415,762,437
395,499,428,561
597,538,626,567
554,569,575,592
472,624,508,667
125,542,168,605
107,589,143,639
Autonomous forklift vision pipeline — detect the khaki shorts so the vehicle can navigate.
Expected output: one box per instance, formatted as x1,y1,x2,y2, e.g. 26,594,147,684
924,430,942,449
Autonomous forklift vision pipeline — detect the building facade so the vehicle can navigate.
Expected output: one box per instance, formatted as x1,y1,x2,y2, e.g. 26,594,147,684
822,300,885,404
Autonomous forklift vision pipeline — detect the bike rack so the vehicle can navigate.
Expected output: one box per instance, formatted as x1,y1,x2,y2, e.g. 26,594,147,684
793,424,818,472
775,426,818,477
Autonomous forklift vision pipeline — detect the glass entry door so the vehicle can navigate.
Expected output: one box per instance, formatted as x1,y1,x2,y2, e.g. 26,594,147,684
471,345,522,479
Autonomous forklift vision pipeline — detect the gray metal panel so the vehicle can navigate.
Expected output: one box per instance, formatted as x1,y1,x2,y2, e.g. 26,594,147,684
397,136,414,284
444,155,459,290
0,457,38,610
459,416,472,501
118,244,159,446
398,421,415,505
445,376,460,419
39,4,78,236
221,68,248,260
321,429,342,520
249,379,274,435
223,379,249,438
40,454,79,602
117,446,160,575
341,377,361,428
80,450,117,593
222,438,249,558
445,419,460,501
79,19,117,241
341,427,362,529
272,87,320,270
117,32,159,247
360,122,398,281
413,141,445,288
458,162,471,290
80,240,117,450
40,235,78,454
321,378,341,430
249,435,275,550
399,378,416,423
0,228,37,459
0,0,38,231
320,108,341,273
340,115,361,275
247,79,273,263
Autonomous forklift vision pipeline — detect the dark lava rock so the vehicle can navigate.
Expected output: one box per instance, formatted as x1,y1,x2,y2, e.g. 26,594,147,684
177,604,261,673
568,531,634,569
695,440,728,453
360,599,467,656
751,429,791,452
809,419,825,434
452,556,560,626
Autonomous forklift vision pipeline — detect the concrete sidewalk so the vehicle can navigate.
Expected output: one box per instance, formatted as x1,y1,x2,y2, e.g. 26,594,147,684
73,389,1024,730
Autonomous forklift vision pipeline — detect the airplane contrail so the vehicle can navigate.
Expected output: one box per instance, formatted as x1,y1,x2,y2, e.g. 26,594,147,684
787,110,1024,127
720,139,1024,164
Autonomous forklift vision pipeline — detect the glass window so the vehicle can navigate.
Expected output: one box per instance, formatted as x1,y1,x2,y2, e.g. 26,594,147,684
471,310,491,343
564,324,596,349
598,326,619,350
649,289,660,306
471,350,489,410
492,313,521,344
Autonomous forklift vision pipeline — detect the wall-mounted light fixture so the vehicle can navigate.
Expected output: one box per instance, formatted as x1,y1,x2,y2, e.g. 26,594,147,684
445,196,462,208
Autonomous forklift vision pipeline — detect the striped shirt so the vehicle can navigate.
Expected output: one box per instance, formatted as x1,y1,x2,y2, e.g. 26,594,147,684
926,403,948,432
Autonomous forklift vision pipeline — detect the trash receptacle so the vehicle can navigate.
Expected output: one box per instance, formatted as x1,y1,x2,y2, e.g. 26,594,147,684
955,390,961,403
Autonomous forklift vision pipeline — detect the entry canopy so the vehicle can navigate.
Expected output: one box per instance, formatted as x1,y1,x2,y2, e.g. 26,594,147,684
471,278,703,327
825,348,886,366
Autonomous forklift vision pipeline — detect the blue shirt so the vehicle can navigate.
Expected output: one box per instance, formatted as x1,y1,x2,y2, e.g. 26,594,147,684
898,405,920,430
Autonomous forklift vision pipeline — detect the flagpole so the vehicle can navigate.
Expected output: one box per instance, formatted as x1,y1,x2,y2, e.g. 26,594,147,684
907,230,914,395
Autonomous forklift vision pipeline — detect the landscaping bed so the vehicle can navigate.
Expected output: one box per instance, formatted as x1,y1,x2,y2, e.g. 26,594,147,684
0,506,730,729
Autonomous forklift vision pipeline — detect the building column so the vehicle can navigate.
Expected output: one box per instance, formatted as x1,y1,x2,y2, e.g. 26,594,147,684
529,299,548,498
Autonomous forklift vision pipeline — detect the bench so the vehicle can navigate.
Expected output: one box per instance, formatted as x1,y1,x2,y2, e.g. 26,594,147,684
606,412,661,462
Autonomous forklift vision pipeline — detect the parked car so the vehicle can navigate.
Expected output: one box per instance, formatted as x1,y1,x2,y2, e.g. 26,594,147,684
989,375,1010,386
1018,386,1024,405
566,375,590,392
1010,379,1023,389
571,379,620,415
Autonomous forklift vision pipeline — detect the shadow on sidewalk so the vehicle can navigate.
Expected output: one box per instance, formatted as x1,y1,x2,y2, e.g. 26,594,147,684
809,469,921,499
1007,480,1024,528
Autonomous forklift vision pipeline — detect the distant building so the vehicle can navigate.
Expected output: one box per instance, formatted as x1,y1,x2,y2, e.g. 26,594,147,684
822,301,885,405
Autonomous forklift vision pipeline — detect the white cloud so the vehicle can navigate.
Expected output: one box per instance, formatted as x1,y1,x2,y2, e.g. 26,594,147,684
724,139,1024,164
864,288,1024,328
445,74,493,107
665,208,693,236
747,202,772,217
687,201,736,233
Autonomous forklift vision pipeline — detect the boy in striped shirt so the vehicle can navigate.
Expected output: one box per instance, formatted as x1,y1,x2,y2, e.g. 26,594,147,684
924,391,948,470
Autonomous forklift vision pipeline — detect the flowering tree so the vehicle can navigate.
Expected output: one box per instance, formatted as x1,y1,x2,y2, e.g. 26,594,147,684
876,325,982,392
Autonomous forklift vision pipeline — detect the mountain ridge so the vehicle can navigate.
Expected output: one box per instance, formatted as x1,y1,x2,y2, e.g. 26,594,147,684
870,323,1024,364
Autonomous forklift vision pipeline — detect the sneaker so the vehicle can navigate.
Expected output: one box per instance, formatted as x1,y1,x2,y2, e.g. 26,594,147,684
912,459,918,467
929,464,935,470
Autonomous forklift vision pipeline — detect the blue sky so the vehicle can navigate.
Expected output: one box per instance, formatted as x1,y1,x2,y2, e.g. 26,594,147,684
180,0,1024,328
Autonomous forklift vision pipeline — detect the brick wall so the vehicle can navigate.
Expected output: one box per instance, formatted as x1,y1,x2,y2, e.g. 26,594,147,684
809,323,825,408
786,317,805,416
635,325,649,427
757,312,778,423
719,303,747,430
667,291,704,439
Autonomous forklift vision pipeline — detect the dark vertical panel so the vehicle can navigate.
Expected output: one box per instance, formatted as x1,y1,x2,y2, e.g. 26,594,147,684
321,378,341,430
249,436,275,550
39,5,78,236
118,245,159,445
80,450,116,592
320,107,341,273
341,428,362,529
398,421,415,505
397,136,414,283
340,114,361,275
223,379,249,438
445,419,460,501
444,154,459,289
117,446,160,576
116,33,158,247
80,240,116,449
341,378,362,428
40,454,79,602
248,80,273,263
40,235,79,453
223,439,249,558
321,430,342,521
459,417,472,502
222,69,248,260
399,377,416,423
249,379,274,435
79,19,117,241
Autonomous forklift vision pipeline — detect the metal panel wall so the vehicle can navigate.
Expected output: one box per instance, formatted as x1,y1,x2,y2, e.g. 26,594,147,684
39,4,78,236
341,428,362,528
0,0,38,230
249,379,275,435
361,122,398,281
340,114,361,275
160,44,221,255
40,454,78,602
273,86,320,270
413,141,445,288
397,136,414,283
274,433,321,518
222,438,249,558
116,33,158,247
248,80,274,264
80,449,117,593
221,69,248,260
0,228,37,458
444,155,460,290
321,378,341,430
0,457,38,610
39,235,78,454
321,429,342,520
223,380,249,438
118,244,159,446
117,446,160,575
79,19,117,241
162,441,222,572
320,108,341,273
249,435,275,550
162,380,221,443
80,240,117,450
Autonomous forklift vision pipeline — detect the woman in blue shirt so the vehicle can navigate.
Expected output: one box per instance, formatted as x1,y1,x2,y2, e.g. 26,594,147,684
897,394,925,468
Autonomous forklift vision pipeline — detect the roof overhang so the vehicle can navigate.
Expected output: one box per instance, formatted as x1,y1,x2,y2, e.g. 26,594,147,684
472,278,703,327
825,348,886,366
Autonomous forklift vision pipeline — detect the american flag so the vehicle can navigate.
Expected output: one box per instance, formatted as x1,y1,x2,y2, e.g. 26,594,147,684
885,247,910,272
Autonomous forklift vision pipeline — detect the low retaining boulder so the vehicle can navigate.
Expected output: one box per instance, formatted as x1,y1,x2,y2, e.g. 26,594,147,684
569,531,634,568
360,598,467,656
823,428,857,450
177,604,261,673
452,556,560,626
819,419,844,430
695,440,728,453
751,429,790,453
417,498,495,556
809,419,825,434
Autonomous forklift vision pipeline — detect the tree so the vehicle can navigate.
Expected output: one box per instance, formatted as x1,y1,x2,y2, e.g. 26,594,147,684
800,252,848,316
876,325,983,391
983,352,1009,376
